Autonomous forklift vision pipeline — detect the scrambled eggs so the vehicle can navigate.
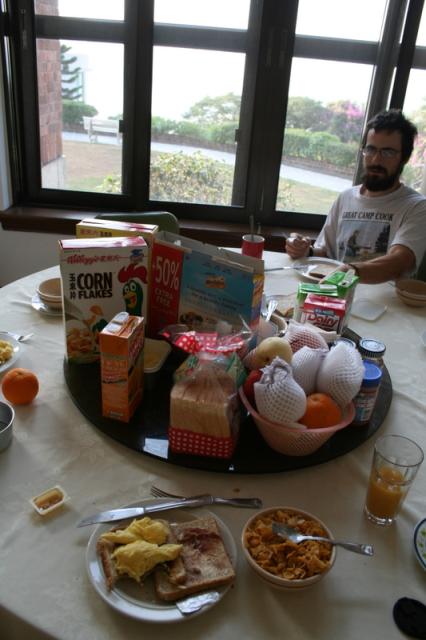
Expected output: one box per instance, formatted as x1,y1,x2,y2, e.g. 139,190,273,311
100,516,182,581
112,540,182,581
100,516,169,545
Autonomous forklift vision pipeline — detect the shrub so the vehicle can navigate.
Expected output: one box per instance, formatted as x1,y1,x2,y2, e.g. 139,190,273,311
283,129,311,158
62,100,97,128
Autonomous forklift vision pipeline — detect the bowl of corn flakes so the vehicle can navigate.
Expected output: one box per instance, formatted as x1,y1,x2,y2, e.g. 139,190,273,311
241,506,336,589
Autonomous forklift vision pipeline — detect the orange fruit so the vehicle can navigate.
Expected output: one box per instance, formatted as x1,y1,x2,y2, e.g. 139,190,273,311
1,368,39,405
299,392,342,429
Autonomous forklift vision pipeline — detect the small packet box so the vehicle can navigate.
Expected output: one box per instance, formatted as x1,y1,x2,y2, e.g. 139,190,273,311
99,312,145,422
59,236,149,363
300,294,347,333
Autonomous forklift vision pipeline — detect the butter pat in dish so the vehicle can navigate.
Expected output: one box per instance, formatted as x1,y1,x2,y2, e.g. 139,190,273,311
30,485,69,516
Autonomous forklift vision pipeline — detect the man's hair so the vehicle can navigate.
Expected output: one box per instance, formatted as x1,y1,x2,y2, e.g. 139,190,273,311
363,109,418,163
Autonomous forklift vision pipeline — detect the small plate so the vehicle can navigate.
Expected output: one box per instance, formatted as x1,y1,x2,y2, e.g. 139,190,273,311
0,333,20,374
85,500,237,623
414,517,426,570
351,299,387,322
292,257,342,283
31,293,62,317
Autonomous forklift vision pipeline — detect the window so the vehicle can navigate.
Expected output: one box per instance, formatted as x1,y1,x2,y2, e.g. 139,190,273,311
1,0,426,231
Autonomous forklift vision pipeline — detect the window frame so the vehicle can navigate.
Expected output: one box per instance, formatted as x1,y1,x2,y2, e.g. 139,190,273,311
1,0,425,232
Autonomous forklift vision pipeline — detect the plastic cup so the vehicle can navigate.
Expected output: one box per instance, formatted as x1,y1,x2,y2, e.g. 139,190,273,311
364,435,424,526
242,234,264,259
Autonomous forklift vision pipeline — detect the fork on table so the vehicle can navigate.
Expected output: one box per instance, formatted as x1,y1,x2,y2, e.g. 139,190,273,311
150,485,262,509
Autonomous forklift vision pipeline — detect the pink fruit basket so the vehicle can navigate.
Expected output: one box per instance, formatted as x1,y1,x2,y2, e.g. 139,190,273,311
239,388,355,457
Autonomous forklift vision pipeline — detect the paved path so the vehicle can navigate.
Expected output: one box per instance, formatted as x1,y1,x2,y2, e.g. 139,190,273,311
63,132,352,192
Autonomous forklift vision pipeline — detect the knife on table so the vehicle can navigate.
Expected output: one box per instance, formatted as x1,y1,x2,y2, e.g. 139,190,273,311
77,495,262,527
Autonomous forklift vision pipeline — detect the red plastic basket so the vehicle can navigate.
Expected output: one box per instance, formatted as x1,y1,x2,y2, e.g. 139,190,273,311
239,388,355,456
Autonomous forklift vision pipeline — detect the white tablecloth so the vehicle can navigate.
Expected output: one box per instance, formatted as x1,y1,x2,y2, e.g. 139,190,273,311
0,254,425,640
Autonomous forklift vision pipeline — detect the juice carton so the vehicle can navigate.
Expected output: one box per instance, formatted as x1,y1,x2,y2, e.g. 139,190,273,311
293,282,338,322
59,236,149,363
300,293,347,332
99,312,145,422
322,270,359,326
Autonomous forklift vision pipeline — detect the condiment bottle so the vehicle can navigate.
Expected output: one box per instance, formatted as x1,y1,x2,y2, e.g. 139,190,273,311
353,361,382,425
358,338,386,369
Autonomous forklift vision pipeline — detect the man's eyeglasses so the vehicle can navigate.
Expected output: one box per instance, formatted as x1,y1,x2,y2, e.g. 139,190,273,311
362,145,401,159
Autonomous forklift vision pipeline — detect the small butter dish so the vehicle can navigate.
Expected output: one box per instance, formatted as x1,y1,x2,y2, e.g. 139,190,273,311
414,517,426,571
30,485,69,516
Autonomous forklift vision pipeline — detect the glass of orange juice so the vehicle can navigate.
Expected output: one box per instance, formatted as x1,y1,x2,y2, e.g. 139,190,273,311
365,435,424,526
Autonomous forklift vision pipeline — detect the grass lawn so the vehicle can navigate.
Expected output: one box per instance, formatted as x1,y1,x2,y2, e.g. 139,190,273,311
62,139,338,212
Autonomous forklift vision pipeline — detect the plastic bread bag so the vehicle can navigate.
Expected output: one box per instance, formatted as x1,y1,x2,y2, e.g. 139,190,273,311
170,359,240,441
159,318,253,359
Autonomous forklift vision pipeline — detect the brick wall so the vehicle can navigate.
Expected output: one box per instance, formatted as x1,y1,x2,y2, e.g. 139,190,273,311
35,0,62,167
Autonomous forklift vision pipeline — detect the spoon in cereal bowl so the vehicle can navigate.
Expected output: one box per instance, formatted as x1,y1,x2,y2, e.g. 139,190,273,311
272,522,374,556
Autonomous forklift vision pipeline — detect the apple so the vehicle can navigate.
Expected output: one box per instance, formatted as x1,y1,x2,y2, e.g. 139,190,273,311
243,369,263,405
252,337,293,368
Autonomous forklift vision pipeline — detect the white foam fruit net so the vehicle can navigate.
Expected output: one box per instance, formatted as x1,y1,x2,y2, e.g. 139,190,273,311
292,346,328,395
254,357,306,424
317,342,364,407
286,321,328,353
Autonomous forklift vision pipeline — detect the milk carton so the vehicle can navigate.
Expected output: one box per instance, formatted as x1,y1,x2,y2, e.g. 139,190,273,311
99,312,145,422
59,237,148,363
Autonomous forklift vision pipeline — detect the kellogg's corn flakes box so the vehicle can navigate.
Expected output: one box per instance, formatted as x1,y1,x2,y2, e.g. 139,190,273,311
59,237,148,363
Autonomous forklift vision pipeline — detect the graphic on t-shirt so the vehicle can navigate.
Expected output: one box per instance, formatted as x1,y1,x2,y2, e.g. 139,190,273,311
337,210,393,263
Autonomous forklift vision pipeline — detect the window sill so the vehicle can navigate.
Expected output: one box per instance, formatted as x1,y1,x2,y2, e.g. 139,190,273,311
0,206,319,249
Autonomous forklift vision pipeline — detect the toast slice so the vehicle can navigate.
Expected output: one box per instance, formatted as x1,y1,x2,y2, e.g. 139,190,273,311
154,516,235,602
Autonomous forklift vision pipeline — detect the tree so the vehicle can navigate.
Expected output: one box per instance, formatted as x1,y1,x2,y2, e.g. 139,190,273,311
326,100,364,143
285,97,330,131
183,93,241,125
61,44,83,101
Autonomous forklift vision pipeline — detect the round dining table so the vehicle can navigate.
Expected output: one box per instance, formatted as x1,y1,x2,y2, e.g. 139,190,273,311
0,251,425,640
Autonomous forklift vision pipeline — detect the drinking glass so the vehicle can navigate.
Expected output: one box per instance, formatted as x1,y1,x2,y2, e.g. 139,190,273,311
242,234,264,259
364,435,424,526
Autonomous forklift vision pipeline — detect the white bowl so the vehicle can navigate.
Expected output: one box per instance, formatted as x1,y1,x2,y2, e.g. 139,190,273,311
414,517,426,571
37,278,62,310
0,401,14,452
242,506,336,589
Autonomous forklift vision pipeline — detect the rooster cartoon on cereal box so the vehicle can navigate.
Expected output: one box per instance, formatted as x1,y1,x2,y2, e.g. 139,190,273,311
59,237,149,363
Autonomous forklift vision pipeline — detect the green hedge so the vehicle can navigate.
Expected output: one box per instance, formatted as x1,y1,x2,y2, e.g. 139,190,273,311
283,128,357,168
62,100,98,127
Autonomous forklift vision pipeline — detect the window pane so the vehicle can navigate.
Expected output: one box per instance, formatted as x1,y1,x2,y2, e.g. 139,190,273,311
150,46,245,206
37,39,124,193
277,59,373,215
154,0,250,29
296,0,387,41
34,0,124,20
402,69,426,195
416,4,426,46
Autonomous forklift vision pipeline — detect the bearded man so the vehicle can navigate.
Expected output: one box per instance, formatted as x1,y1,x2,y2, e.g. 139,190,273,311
286,109,426,284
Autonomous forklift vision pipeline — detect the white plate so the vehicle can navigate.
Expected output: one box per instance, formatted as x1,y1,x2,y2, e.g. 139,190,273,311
292,257,343,283
31,293,62,317
351,299,387,321
414,517,426,571
0,333,20,374
85,500,237,623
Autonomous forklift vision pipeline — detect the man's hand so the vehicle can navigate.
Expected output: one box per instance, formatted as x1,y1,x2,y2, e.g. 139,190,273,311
285,234,311,259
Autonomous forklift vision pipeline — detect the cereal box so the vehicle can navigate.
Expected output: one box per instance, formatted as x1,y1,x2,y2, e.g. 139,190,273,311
59,237,149,363
99,312,144,422
148,231,264,338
